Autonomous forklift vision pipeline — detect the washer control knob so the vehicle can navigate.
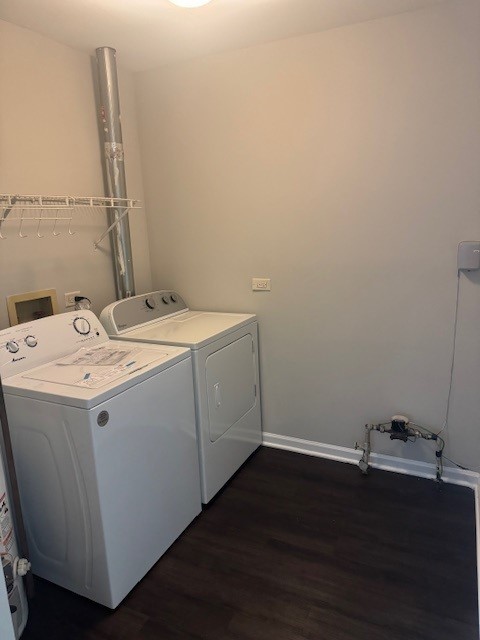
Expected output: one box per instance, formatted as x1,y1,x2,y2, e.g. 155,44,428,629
6,340,19,354
162,295,170,305
73,317,91,335
145,297,156,310
25,335,37,348
170,294,178,303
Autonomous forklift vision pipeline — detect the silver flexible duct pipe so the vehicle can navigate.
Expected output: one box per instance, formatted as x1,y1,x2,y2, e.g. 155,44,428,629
96,47,135,299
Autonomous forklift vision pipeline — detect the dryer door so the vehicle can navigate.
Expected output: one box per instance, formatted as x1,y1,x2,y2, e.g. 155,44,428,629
206,334,257,442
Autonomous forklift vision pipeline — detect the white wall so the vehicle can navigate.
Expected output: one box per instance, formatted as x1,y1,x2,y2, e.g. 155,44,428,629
136,0,480,471
0,20,151,328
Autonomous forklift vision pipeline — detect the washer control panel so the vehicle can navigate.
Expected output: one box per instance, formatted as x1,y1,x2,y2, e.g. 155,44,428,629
100,291,188,335
0,311,107,377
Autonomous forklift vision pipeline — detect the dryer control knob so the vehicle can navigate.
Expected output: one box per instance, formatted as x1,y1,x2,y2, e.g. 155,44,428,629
170,294,178,303
73,317,91,335
145,297,156,310
162,296,170,305
6,340,19,354
25,335,37,348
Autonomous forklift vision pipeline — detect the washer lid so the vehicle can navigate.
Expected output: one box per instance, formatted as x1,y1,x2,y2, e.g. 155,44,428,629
3,342,190,409
116,311,257,349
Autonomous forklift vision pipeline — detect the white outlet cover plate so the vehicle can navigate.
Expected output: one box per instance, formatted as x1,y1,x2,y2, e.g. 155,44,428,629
252,278,271,291
65,290,80,307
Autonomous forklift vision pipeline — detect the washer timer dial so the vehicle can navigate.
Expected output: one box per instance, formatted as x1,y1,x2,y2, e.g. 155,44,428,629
145,297,156,310
73,317,91,335
5,340,19,354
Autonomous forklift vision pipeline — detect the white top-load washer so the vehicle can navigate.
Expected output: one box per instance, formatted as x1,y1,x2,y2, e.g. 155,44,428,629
101,291,262,503
0,311,201,608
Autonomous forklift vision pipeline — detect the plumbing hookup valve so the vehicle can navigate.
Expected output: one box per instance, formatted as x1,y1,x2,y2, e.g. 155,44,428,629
355,416,444,482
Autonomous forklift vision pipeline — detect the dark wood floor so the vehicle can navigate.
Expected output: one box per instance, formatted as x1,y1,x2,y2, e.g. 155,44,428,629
22,447,478,640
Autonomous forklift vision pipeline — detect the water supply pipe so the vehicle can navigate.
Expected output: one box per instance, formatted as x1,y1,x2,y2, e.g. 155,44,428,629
96,47,135,299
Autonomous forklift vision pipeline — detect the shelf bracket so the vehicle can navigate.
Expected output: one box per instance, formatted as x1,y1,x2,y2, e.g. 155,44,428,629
93,207,131,250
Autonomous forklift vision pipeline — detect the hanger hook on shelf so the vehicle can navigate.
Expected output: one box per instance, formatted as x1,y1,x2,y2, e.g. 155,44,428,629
19,209,28,238
37,210,44,238
68,216,76,236
0,216,6,240
52,209,61,237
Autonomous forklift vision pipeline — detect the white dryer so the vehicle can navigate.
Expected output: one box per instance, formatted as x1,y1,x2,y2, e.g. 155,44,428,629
0,311,201,608
101,291,262,503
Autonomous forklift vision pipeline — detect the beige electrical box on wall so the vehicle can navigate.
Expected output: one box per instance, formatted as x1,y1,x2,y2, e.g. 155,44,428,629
7,289,59,326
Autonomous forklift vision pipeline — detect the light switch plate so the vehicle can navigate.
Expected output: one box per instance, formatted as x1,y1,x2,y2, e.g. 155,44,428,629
252,278,271,291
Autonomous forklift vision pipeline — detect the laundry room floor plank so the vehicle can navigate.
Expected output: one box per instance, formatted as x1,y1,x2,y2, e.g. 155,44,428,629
21,447,478,640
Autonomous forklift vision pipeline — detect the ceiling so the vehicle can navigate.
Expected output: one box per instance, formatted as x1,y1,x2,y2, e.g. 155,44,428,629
0,0,446,71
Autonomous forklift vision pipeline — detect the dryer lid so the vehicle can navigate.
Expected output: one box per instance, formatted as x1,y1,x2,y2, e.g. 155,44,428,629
100,291,256,348
114,311,257,349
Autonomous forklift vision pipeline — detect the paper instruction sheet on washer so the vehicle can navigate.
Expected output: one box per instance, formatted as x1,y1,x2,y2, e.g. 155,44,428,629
56,345,141,367
23,346,170,389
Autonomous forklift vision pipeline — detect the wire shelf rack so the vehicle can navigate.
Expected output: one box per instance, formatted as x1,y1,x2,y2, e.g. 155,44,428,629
0,194,141,247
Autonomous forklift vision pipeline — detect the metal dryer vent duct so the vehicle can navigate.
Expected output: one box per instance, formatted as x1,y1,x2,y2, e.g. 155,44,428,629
96,46,135,299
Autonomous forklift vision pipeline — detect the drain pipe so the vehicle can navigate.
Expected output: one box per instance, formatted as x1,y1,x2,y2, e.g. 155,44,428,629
96,47,135,299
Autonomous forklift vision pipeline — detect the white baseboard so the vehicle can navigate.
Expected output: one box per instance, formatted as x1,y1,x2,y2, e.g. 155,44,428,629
262,432,479,488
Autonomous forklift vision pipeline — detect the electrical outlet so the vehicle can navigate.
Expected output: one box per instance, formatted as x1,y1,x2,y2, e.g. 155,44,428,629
65,291,80,307
252,278,271,291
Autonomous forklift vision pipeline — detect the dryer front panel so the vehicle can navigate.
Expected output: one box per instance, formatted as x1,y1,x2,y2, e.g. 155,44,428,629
205,334,257,442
